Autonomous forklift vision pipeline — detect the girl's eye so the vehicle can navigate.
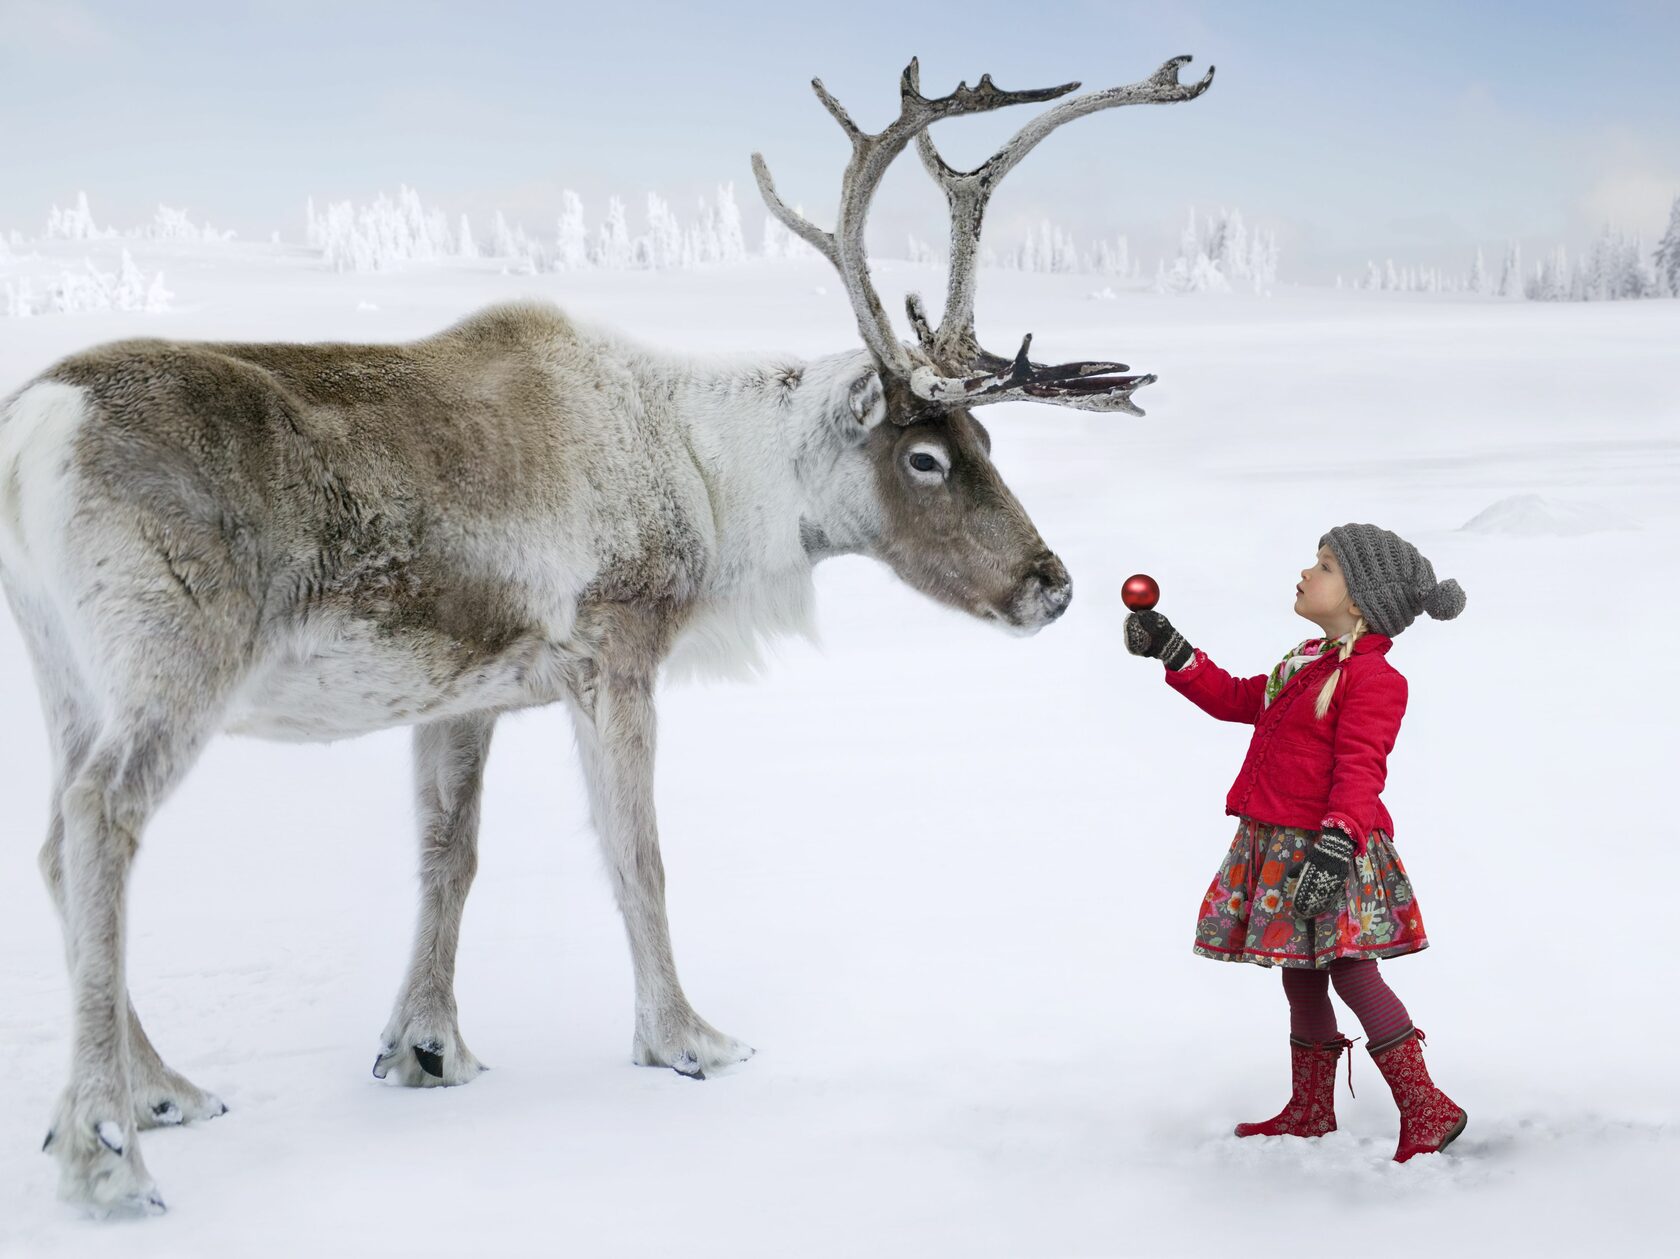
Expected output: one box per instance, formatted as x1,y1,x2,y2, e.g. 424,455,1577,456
909,453,941,473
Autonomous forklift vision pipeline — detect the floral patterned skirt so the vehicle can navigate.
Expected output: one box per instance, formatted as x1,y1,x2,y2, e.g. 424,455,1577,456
1193,816,1428,968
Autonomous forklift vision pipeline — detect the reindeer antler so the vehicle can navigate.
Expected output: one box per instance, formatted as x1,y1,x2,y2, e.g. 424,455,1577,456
753,57,1214,420
909,56,1215,414
753,61,1076,404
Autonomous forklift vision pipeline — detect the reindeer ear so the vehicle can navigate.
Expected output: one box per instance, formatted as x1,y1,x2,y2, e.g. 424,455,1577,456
847,370,887,431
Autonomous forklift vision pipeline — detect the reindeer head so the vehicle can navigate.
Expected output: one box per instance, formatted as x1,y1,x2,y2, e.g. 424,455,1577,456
756,57,1214,634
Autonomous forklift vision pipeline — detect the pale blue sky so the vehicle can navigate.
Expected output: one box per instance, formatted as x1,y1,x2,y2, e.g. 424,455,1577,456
2,0,1676,281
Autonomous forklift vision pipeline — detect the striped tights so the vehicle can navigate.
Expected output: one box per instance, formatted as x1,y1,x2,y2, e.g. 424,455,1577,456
1282,959,1411,1047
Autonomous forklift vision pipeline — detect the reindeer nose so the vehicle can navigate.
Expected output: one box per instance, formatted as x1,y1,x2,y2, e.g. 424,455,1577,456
1025,554,1073,622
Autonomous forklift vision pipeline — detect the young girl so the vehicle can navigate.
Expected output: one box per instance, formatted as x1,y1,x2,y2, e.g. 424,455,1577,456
1124,523,1468,1162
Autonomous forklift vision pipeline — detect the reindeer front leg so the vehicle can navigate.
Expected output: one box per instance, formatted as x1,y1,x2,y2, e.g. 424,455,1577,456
374,713,496,1087
567,647,753,1079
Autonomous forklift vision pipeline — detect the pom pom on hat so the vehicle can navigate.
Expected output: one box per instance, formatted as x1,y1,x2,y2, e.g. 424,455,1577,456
1422,577,1467,621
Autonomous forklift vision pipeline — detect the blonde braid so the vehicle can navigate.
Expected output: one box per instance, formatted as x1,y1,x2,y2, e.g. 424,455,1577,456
1313,615,1366,720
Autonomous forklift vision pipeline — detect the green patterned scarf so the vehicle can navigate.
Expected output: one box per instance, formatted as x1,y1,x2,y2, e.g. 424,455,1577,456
1263,632,1354,709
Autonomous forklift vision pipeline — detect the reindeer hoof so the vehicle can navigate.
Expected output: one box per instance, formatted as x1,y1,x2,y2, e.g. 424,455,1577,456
131,1063,229,1129
633,1014,753,1078
673,1051,705,1080
414,1042,445,1078
143,1093,222,1127
372,1028,484,1087
47,1091,166,1217
136,1089,226,1129
95,1183,169,1218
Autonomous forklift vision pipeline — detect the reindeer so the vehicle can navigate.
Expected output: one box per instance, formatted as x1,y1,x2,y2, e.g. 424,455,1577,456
0,56,1211,1214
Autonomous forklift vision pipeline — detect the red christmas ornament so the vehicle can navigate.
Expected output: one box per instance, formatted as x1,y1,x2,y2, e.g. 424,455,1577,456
1122,573,1160,612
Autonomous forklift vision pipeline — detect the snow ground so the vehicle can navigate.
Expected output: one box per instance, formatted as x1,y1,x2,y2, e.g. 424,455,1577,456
1,242,1676,1257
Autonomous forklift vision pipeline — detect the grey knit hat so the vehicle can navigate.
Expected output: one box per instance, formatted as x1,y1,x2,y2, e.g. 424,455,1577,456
1319,523,1467,638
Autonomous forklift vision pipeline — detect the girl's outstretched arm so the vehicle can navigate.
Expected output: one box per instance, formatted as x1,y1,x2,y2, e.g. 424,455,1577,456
1163,649,1268,725
1320,666,1408,850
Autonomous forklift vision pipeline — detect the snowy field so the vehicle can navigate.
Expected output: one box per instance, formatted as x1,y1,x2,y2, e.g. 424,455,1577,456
1,240,1676,1257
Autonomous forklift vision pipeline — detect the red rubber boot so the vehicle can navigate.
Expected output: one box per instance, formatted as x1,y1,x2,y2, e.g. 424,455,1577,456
1369,1027,1468,1162
1234,1035,1354,1138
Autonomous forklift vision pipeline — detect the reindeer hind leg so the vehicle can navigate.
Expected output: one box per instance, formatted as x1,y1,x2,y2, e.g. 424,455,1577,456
47,700,229,1214
21,599,230,1145
33,575,249,1214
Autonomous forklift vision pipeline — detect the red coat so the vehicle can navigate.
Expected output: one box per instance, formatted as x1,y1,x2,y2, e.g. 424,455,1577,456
1163,634,1407,852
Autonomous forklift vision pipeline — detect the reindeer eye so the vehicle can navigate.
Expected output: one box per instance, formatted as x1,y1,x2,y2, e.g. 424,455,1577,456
905,443,948,480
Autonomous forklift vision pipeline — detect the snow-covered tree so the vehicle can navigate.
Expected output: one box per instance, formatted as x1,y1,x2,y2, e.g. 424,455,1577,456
1580,228,1615,299
3,278,35,317
1507,229,1664,302
1654,194,1680,297
1569,225,1652,300
47,192,103,240
490,211,515,261
1526,246,1569,300
146,205,233,242
1005,220,1136,275
113,249,148,308
1154,206,1277,293
1209,208,1246,279
489,211,544,273
5,250,173,317
1156,248,1230,293
1090,235,1132,278
688,195,719,265
597,196,633,269
1052,224,1080,273
1620,234,1653,298
306,187,455,271
148,270,172,312
714,183,745,263
1467,247,1489,295
555,192,590,269
1040,225,1069,273
1497,241,1525,299
457,214,478,260
643,194,684,269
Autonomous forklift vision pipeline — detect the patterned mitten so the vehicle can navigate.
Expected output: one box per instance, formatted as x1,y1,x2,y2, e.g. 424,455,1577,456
1293,827,1355,918
1124,611,1195,670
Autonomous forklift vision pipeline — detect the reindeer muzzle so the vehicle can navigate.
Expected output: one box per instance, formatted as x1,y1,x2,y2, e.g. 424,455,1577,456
1009,553,1073,632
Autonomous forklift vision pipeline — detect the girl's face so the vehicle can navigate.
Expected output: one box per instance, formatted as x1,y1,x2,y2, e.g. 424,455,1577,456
1294,545,1363,635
